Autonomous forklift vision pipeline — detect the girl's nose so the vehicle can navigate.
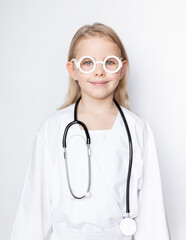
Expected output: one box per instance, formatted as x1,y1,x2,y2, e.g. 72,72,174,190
93,63,106,76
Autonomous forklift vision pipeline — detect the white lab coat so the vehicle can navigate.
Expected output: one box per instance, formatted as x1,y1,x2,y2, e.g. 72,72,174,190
10,103,170,240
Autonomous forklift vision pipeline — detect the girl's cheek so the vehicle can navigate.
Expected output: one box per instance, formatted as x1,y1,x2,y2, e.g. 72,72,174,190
78,74,91,81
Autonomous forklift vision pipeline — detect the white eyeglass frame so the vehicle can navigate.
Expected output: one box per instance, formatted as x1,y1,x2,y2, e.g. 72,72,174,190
71,55,123,74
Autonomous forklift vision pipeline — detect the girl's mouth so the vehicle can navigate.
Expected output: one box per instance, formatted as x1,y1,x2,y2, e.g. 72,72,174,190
90,81,108,86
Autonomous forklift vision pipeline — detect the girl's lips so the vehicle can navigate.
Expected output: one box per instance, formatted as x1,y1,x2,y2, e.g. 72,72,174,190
90,81,108,86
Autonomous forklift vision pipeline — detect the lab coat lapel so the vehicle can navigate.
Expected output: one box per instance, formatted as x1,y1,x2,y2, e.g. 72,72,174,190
95,108,144,219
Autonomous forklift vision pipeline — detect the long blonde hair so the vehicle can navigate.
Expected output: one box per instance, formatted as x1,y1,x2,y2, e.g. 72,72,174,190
58,22,130,110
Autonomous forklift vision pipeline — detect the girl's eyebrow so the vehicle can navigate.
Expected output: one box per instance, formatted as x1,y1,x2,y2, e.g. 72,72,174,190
77,55,121,60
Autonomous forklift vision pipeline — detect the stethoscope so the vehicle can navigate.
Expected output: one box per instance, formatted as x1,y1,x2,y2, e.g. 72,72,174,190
62,97,137,236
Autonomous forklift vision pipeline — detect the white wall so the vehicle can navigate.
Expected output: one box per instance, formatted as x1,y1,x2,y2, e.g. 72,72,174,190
1,0,186,239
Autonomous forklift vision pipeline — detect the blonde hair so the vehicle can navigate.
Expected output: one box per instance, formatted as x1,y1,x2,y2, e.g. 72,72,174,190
58,22,130,110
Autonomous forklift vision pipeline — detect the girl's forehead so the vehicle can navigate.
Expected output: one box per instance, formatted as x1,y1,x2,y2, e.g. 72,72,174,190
75,37,121,59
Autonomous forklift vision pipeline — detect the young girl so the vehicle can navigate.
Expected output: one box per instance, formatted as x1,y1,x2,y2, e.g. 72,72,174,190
11,23,170,240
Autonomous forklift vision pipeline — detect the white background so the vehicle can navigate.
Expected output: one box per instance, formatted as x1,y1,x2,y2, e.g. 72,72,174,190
1,0,186,239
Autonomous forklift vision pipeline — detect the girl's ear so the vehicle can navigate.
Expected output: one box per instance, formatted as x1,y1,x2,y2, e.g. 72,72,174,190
120,60,128,79
66,61,78,80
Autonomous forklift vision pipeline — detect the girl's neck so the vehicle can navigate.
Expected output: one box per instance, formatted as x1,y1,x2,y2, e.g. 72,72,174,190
78,95,117,115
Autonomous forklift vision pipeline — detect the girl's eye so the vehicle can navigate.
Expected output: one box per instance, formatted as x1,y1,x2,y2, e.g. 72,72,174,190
106,60,115,65
83,61,93,65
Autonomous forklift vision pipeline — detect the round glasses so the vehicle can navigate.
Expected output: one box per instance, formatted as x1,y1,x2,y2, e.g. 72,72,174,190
71,55,123,74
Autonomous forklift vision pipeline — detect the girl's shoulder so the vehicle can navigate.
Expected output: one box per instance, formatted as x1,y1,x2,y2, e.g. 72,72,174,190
120,105,146,129
119,106,153,151
35,103,76,134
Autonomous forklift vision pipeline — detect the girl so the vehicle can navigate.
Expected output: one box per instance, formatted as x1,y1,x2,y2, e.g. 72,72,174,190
11,22,170,240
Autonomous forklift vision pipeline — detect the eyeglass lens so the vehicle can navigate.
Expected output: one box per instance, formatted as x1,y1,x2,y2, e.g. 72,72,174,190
80,57,120,72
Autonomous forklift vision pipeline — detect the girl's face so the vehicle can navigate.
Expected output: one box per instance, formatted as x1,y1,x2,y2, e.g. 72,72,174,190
67,36,127,100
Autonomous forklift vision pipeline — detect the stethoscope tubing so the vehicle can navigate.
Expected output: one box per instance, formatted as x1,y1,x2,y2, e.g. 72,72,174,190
62,97,133,215
113,99,133,214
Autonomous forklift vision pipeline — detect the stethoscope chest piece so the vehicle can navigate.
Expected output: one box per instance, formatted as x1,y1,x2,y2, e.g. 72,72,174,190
119,217,137,236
